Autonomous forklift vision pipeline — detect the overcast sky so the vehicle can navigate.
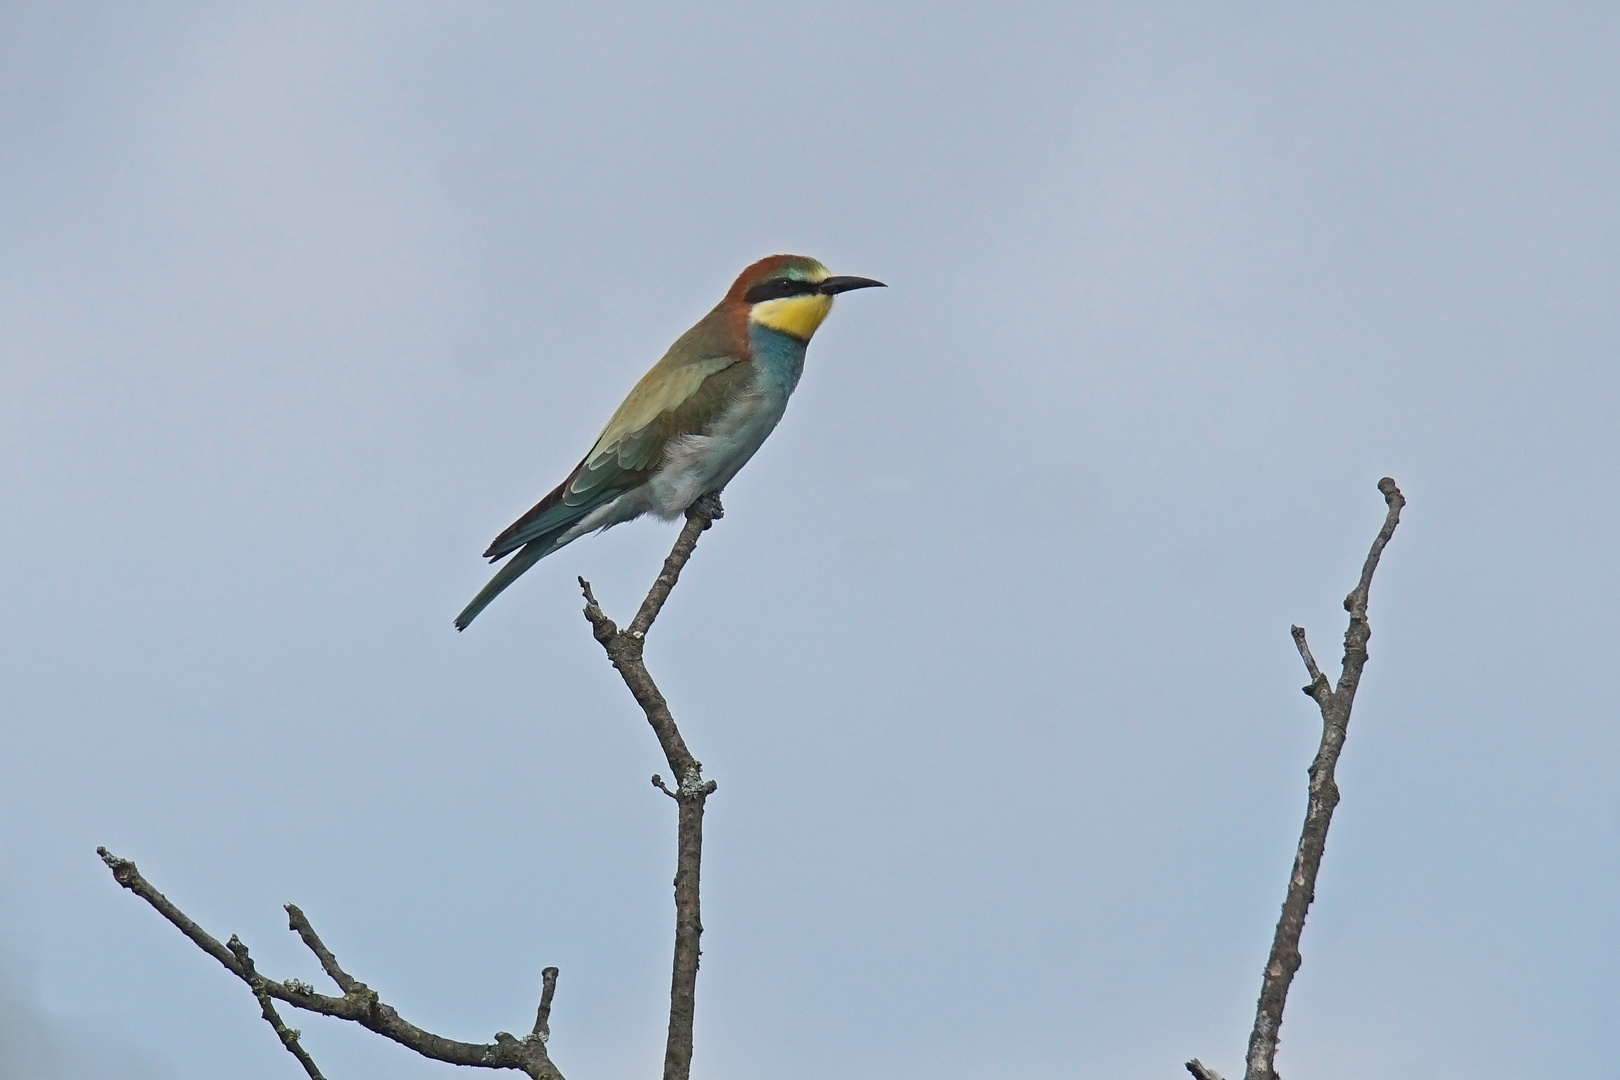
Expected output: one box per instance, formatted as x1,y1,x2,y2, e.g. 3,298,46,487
2,4,1618,1078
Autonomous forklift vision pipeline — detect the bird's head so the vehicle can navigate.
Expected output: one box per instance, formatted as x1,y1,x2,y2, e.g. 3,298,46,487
729,254,885,342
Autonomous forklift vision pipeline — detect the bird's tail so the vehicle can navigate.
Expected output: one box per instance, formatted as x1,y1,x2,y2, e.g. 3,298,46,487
454,541,550,631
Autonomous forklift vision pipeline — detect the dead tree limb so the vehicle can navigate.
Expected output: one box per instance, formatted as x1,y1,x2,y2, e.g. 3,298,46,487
579,492,723,1080
99,495,728,1079
96,847,566,1079
1187,477,1406,1080
1247,477,1405,1078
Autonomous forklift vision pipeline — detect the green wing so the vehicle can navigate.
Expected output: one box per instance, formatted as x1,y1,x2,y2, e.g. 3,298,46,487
456,306,752,630
455,355,751,629
481,354,746,561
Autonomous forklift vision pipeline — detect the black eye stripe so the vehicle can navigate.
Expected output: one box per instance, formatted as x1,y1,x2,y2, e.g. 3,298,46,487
744,277,820,303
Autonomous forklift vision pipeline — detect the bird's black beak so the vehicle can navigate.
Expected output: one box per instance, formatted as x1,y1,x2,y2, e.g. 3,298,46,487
818,275,887,295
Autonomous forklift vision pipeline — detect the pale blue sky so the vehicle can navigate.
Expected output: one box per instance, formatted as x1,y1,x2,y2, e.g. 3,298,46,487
2,4,1617,1078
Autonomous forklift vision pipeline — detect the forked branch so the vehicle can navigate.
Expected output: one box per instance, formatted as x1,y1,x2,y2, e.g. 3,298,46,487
579,492,723,1080
99,495,729,1080
1187,477,1406,1080
97,847,565,1079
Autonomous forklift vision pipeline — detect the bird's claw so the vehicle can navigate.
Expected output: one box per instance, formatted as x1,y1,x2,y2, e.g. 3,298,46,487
690,493,725,521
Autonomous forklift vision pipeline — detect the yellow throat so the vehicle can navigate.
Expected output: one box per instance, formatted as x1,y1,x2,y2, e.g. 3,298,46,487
749,292,834,341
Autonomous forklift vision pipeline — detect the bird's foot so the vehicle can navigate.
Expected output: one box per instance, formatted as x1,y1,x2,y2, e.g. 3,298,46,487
689,492,724,522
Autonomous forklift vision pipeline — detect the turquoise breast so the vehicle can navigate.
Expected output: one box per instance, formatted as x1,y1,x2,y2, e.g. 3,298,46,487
747,324,808,403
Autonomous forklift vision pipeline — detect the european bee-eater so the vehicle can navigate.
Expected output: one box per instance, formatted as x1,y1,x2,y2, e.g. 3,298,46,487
454,254,884,630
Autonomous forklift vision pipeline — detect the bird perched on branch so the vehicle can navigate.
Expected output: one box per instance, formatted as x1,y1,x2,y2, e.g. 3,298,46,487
455,254,885,630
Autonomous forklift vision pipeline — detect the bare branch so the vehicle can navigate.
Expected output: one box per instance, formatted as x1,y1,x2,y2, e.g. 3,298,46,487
628,492,723,638
97,847,246,978
98,848,566,1080
1348,477,1406,616
530,967,560,1043
101,494,729,1080
1186,1059,1227,1080
228,934,328,1080
1288,626,1330,704
1242,478,1407,1080
579,496,723,1080
285,903,359,994
579,495,720,789
251,982,328,1079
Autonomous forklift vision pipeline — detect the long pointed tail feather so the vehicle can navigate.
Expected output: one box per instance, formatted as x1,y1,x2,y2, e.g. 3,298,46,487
454,542,550,631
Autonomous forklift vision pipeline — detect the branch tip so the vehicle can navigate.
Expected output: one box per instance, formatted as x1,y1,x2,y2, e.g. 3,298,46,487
1247,479,1406,1080
285,903,360,994
531,966,560,1042
96,846,133,881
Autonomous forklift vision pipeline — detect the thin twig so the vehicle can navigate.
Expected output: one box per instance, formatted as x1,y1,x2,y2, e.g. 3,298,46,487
579,497,721,787
228,934,328,1079
251,982,328,1080
1289,626,1330,704
97,848,567,1080
97,846,246,977
578,495,723,1080
1242,477,1407,1080
285,903,359,994
628,492,723,639
530,967,559,1043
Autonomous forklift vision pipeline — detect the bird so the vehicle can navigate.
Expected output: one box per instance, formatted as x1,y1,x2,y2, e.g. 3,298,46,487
454,254,885,630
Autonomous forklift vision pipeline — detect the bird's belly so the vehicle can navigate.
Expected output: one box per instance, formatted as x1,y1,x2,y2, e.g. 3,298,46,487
645,388,787,517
